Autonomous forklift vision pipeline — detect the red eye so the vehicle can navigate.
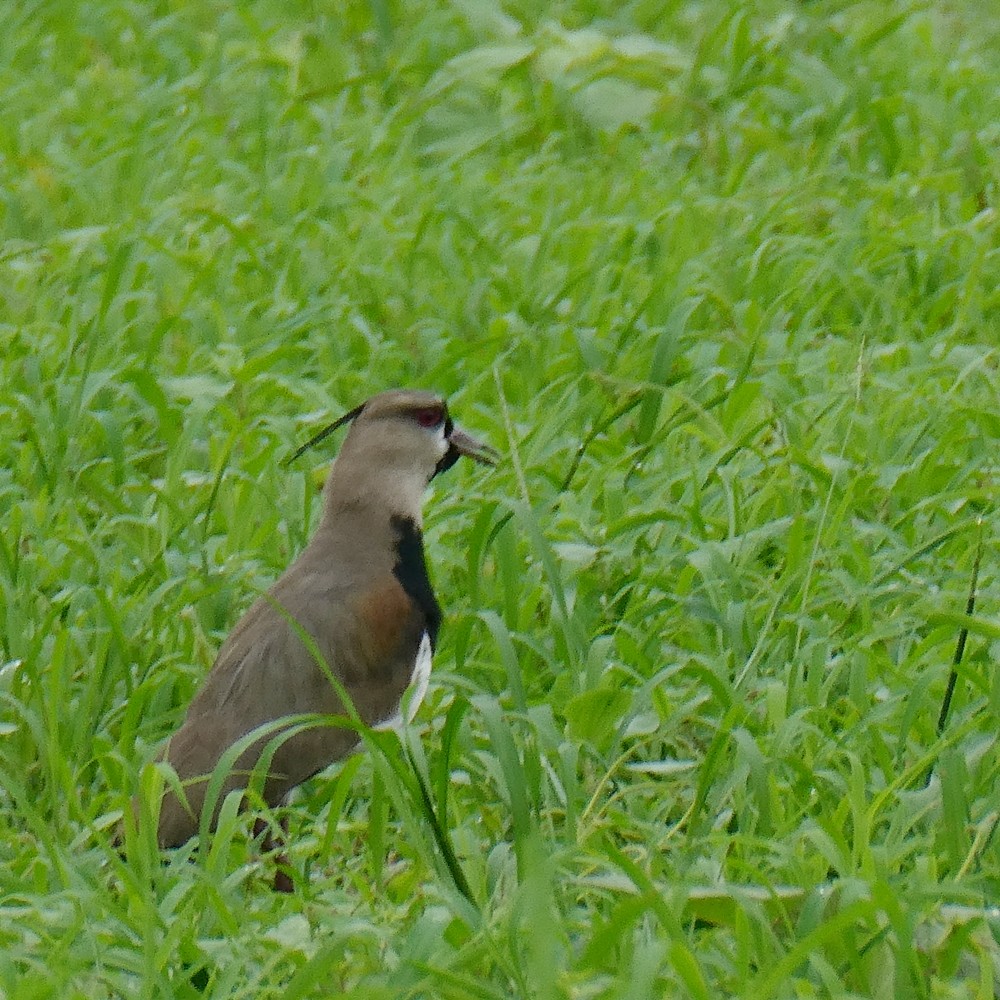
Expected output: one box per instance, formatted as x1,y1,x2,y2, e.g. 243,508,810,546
415,406,443,428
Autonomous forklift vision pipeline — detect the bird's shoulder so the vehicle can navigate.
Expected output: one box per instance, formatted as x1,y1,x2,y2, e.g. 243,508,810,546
348,571,426,666
186,544,428,719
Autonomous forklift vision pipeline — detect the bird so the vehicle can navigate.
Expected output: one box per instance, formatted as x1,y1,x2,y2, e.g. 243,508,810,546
150,388,497,863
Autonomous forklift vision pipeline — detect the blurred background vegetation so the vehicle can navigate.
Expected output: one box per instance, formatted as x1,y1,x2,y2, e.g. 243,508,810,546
1,1,998,996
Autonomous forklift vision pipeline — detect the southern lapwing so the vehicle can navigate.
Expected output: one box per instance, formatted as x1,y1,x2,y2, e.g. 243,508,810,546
151,389,496,861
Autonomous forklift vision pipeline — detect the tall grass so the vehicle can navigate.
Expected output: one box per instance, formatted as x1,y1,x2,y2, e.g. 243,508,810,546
1,0,999,996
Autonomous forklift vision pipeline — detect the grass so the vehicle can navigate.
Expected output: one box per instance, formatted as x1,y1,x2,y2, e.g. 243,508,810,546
1,0,999,995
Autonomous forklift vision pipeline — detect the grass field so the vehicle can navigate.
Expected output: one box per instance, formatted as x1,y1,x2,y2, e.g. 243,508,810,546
2,0,999,996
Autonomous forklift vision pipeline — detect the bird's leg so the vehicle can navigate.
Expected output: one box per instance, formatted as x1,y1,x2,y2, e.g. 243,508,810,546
253,815,294,893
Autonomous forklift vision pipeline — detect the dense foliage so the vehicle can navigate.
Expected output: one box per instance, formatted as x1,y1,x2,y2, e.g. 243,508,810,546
1,1,998,996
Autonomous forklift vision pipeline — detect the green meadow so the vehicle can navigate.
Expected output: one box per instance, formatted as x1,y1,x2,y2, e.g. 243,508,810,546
2,0,999,995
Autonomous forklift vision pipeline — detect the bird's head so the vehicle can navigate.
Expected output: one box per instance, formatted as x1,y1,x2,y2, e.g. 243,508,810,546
287,389,497,517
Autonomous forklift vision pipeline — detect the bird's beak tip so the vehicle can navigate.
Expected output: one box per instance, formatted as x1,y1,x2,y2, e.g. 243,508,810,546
449,427,499,467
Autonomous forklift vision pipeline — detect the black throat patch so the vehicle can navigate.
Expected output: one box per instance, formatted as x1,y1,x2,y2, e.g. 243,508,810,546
390,515,443,650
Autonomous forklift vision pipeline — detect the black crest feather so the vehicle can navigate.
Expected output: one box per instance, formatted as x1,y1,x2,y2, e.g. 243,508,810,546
283,402,366,466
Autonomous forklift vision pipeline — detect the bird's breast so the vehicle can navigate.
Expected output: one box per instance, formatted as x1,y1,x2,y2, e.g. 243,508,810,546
375,631,432,731
389,515,442,649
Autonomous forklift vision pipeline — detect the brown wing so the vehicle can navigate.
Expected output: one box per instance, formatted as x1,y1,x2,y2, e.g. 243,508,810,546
156,565,425,846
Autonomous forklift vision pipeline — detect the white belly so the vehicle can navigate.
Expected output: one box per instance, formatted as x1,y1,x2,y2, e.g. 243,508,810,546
374,632,432,731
